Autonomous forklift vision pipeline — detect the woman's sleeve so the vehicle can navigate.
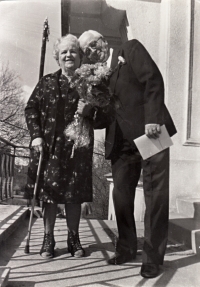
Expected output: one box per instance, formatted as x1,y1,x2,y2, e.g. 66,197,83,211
93,100,115,129
128,40,164,124
25,79,44,142
90,83,115,129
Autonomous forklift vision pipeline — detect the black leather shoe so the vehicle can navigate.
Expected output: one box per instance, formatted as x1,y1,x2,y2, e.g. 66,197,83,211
107,252,136,265
40,232,55,259
140,263,159,278
67,231,85,258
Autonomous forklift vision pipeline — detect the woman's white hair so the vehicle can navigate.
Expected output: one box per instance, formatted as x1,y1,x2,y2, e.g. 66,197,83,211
53,34,80,63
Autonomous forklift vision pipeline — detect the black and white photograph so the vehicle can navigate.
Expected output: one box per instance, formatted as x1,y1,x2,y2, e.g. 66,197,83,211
0,0,200,286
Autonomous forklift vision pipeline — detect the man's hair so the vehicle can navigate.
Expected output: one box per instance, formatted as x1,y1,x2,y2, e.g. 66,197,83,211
79,30,104,52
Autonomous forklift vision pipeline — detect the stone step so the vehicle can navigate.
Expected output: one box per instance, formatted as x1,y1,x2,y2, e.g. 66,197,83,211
0,205,29,246
0,205,23,229
5,195,31,206
176,197,200,219
0,267,10,287
0,205,30,286
169,211,200,255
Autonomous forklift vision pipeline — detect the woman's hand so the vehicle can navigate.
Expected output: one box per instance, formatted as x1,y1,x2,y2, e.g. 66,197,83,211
145,124,161,139
77,99,93,118
31,137,44,152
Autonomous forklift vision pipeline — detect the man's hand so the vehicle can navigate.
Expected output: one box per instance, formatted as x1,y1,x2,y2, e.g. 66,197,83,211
77,99,93,117
31,137,44,152
145,124,161,139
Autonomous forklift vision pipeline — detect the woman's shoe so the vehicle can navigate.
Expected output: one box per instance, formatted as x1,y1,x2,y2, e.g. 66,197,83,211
40,232,55,259
67,231,85,258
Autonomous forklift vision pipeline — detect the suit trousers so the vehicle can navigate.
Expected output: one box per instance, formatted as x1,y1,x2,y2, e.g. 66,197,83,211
111,148,169,265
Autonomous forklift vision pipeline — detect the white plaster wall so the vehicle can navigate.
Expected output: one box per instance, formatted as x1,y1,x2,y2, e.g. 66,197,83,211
106,0,200,209
167,0,200,206
106,0,162,66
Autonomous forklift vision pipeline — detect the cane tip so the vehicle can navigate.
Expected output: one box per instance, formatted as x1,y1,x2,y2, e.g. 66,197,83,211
24,245,30,254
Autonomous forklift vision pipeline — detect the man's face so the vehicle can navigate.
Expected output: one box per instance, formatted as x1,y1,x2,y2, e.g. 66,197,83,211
85,37,110,63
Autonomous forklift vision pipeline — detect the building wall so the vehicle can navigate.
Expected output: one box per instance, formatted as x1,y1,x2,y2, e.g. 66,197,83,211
106,0,200,209
167,0,200,206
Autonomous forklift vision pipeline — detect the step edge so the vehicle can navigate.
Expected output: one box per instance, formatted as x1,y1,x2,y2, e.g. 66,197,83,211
0,206,24,229
0,207,29,245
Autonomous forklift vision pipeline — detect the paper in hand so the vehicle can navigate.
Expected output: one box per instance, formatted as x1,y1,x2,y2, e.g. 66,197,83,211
134,125,173,160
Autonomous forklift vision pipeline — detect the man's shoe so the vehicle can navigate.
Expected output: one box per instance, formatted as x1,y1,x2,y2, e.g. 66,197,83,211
107,252,136,265
140,263,159,278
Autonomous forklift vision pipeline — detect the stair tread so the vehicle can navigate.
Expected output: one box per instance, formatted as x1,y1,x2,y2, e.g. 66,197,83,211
0,205,23,228
0,267,10,287
169,211,200,231
177,197,200,203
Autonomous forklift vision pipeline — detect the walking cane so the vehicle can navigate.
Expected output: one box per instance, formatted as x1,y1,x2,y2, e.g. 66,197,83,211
24,150,43,253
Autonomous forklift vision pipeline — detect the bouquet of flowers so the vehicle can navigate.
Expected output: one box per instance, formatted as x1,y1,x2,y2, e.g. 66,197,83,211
64,62,113,151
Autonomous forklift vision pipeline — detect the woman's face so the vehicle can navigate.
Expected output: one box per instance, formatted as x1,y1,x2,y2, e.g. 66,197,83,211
58,39,80,73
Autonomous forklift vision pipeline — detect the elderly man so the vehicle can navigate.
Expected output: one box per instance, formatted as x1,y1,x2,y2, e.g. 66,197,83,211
79,30,177,278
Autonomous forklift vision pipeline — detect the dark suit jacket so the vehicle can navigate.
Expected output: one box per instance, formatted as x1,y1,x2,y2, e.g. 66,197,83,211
104,39,177,159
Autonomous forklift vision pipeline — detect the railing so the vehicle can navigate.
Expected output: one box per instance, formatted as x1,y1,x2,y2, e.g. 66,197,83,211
0,136,29,202
0,152,15,201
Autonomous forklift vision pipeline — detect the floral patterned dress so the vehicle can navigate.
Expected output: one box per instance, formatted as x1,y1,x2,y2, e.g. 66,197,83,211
24,70,93,204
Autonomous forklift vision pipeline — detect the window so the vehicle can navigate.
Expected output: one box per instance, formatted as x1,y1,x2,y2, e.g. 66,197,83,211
185,0,200,146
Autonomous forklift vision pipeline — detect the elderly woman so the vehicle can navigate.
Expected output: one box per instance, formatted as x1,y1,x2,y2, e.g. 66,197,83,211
25,34,93,259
